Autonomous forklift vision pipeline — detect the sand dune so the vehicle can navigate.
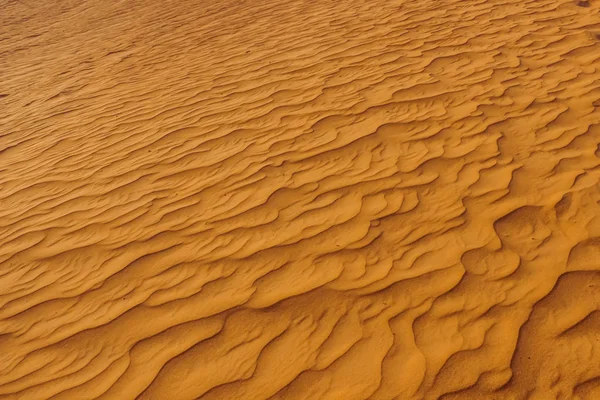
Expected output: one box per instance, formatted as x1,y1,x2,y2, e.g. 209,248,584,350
1,0,600,398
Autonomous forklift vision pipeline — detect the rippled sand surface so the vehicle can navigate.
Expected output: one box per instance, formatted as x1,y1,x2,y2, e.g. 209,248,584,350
1,0,600,399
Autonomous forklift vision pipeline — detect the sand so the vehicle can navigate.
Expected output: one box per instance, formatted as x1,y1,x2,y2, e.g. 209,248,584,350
1,0,600,398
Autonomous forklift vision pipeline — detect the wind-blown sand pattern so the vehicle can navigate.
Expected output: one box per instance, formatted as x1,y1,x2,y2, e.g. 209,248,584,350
1,0,600,398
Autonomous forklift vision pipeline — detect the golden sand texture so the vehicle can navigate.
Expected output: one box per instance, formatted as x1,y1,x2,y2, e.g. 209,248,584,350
1,0,600,398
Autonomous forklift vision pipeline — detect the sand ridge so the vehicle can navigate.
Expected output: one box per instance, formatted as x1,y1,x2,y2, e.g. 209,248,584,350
1,0,600,398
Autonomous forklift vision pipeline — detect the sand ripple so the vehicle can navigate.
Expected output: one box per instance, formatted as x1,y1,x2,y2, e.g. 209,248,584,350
1,0,600,398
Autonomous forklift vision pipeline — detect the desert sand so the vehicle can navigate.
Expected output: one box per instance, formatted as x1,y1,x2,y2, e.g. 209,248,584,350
1,0,600,398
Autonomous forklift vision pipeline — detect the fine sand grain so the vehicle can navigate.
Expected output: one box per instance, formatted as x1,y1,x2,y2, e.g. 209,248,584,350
1,0,600,399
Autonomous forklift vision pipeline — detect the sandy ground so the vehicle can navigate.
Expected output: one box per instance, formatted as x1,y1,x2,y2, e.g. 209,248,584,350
1,0,600,398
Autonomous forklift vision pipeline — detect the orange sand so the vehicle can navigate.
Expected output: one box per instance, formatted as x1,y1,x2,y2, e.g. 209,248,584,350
1,0,600,399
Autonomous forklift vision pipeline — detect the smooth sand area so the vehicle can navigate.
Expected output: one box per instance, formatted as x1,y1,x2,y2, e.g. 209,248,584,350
1,0,600,399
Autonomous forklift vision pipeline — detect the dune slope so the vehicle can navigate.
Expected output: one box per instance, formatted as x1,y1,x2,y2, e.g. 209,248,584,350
1,0,600,399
